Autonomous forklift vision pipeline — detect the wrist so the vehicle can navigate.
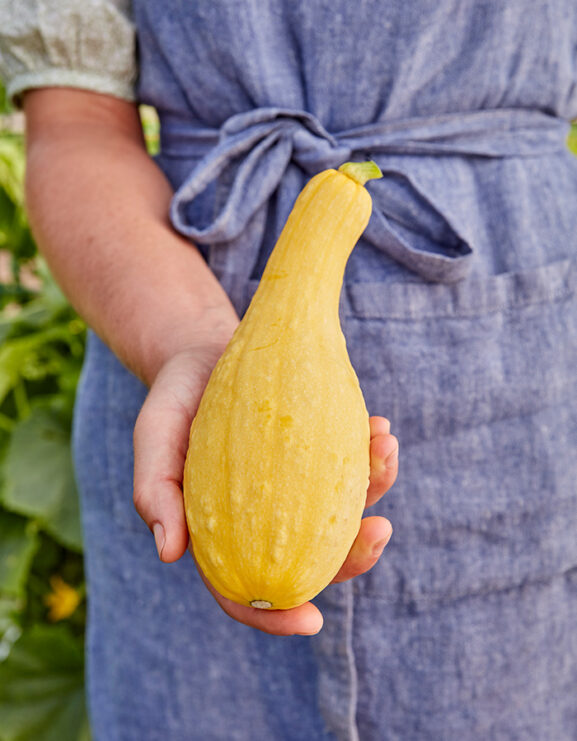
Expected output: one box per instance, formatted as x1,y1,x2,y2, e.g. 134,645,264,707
132,300,239,388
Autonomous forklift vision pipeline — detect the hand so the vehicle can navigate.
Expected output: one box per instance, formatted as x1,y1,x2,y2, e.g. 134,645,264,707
133,348,399,637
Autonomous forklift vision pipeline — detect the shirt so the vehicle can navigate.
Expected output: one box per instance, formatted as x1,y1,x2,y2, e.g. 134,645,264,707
0,0,136,106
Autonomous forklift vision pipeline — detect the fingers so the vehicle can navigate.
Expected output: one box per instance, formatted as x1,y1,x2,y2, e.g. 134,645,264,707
133,359,201,563
198,416,397,623
186,416,398,632
367,416,399,507
191,545,324,636
222,600,324,636
331,515,392,583
369,415,391,436
331,417,397,584
194,515,392,633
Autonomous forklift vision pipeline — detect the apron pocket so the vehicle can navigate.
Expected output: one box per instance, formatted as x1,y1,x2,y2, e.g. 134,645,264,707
338,258,577,610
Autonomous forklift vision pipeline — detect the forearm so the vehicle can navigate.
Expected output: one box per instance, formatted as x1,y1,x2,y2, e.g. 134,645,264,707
23,89,237,386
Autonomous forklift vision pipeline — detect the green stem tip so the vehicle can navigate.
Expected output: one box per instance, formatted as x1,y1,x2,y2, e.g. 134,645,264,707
338,160,383,186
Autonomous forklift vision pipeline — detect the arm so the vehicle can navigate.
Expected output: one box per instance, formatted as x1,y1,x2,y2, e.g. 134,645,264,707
24,88,398,635
24,88,237,387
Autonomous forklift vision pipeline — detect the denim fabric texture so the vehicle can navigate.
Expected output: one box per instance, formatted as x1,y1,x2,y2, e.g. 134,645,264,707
72,1,577,739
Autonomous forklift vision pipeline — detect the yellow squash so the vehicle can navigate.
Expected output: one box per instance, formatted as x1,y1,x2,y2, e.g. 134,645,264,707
183,161,382,610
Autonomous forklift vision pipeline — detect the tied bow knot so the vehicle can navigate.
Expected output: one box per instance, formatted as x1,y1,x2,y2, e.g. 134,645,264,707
170,109,352,246
168,107,569,284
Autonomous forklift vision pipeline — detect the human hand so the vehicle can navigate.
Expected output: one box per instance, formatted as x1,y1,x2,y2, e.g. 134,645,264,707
133,348,398,637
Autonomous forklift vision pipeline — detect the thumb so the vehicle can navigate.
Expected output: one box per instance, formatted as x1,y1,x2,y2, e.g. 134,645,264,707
132,365,198,562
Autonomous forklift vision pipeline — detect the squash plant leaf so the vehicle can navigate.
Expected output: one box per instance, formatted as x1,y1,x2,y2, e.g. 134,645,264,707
0,509,39,597
2,407,83,551
0,624,89,741
0,327,76,408
0,594,22,655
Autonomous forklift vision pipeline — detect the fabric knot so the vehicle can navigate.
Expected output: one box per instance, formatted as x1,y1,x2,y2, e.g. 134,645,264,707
168,107,569,284
170,108,350,245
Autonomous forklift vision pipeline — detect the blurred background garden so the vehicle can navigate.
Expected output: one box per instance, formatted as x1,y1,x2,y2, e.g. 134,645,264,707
0,72,575,740
0,80,158,741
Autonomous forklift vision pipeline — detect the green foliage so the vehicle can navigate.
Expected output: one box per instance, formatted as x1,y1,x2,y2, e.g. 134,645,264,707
0,80,89,740
140,104,160,156
0,625,90,741
3,407,83,551
0,83,10,115
0,134,36,275
569,123,577,155
0,511,39,598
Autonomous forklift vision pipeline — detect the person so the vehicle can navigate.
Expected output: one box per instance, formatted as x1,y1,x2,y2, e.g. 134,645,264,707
1,1,576,739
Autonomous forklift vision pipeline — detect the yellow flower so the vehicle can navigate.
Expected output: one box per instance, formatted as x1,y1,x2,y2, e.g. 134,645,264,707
44,575,81,622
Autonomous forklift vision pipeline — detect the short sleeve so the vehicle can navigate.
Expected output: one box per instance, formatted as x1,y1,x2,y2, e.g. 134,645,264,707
0,0,136,107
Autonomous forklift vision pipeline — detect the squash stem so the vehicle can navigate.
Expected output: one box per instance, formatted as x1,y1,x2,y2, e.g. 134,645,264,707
338,160,382,186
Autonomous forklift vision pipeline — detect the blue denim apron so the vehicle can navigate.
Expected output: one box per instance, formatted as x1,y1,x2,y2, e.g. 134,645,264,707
73,1,577,739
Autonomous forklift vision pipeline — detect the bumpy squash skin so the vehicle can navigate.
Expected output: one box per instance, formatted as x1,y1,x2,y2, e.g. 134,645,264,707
184,167,376,610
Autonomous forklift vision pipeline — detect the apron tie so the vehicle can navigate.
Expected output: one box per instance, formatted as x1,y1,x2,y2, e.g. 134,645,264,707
168,107,569,284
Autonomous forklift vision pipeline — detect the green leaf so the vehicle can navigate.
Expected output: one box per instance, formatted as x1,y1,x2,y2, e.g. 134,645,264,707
139,105,160,155
0,624,89,741
0,81,11,115
0,595,22,662
0,327,75,407
569,123,577,156
0,509,39,597
0,260,80,342
2,408,83,551
0,136,25,205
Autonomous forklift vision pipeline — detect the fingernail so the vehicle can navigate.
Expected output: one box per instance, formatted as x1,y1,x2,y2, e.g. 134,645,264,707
296,618,324,636
153,523,165,559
